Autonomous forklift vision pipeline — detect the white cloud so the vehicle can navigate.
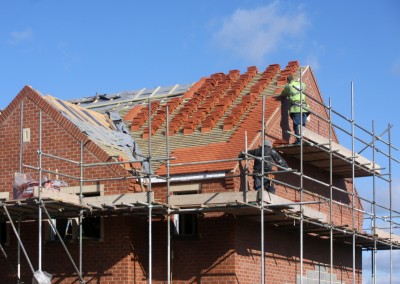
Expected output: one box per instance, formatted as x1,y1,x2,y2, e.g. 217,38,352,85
303,41,326,71
8,28,34,45
212,1,309,62
304,54,320,71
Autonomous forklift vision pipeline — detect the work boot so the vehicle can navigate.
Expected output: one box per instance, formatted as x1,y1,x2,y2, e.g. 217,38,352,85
266,185,275,194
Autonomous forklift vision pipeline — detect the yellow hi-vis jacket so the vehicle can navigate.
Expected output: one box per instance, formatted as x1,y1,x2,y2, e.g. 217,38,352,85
281,80,310,114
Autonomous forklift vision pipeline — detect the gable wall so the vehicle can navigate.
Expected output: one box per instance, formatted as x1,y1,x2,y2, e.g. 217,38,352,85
0,92,142,283
301,67,338,142
0,90,135,196
300,68,363,228
261,67,364,229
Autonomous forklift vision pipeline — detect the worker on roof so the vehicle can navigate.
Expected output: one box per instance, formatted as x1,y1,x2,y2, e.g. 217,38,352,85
281,75,310,145
239,139,289,193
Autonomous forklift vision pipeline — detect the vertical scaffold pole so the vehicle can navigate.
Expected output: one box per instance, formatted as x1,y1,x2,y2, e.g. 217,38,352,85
18,101,23,280
299,68,304,284
147,99,153,283
166,106,171,284
388,124,393,284
41,205,84,282
244,131,248,203
79,141,84,279
2,204,35,274
329,98,333,282
372,121,376,284
38,111,43,272
260,94,265,284
17,221,21,282
351,82,356,284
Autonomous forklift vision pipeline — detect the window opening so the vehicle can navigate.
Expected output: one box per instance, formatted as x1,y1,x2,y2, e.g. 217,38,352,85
80,192,102,241
173,189,199,237
0,222,7,245
48,191,103,242
51,218,73,241
82,215,101,239
174,214,198,237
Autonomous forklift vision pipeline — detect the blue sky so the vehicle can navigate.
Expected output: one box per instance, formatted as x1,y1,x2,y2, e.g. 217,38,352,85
1,1,399,282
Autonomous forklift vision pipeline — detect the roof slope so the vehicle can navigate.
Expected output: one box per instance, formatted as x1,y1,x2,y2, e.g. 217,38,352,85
2,60,352,180
70,61,308,176
44,95,143,163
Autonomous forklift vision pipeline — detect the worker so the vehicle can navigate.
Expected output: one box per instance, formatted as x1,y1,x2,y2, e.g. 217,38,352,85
281,75,310,145
239,139,289,193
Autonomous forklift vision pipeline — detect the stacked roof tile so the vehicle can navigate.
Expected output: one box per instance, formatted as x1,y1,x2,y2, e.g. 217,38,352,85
63,61,303,176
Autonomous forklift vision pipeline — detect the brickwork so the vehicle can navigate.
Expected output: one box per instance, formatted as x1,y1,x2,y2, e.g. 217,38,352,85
168,214,237,283
0,88,139,283
0,90,133,198
0,216,147,283
0,64,366,284
235,218,362,284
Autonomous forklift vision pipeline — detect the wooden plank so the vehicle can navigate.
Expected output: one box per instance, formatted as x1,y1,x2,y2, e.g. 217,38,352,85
32,187,84,207
169,191,259,207
59,184,104,195
269,194,327,222
169,191,327,222
374,228,400,243
301,127,380,175
84,192,151,208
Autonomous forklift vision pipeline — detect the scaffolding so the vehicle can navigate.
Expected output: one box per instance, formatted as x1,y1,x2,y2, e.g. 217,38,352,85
1,71,399,284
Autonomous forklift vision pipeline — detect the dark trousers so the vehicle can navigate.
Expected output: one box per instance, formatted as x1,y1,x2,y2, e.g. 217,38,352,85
290,112,308,144
253,174,275,193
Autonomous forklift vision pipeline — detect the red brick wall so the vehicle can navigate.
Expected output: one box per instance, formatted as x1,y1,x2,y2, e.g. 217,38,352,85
0,90,140,283
0,213,362,283
234,218,362,283
0,92,133,197
300,67,339,142
168,213,237,283
0,216,148,283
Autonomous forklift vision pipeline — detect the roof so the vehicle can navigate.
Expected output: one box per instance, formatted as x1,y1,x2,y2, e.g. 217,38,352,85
5,60,377,179
44,95,148,169
69,61,301,176
0,61,392,252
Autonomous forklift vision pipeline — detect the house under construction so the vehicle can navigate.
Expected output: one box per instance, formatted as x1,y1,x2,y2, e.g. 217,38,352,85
0,60,398,283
